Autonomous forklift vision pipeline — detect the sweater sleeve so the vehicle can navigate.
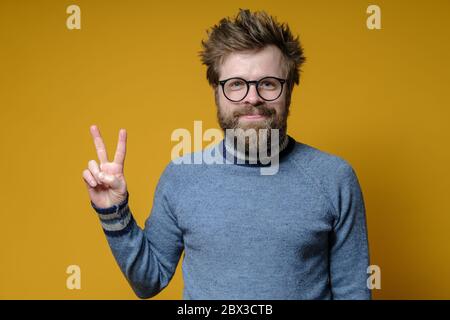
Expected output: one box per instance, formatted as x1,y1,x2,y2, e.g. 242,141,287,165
328,163,371,300
91,164,184,299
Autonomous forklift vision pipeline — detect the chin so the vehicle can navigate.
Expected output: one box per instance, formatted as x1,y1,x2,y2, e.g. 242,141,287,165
238,119,271,130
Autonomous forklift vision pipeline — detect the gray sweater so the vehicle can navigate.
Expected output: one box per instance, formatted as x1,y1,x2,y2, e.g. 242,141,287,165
91,136,371,299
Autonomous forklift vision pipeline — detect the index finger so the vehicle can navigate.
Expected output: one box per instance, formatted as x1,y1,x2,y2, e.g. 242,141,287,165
90,125,109,164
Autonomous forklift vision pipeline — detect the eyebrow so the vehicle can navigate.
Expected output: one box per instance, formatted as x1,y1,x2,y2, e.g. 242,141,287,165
221,75,283,80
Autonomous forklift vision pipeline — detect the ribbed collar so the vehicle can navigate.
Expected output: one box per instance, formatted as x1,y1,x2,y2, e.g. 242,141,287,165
220,134,296,167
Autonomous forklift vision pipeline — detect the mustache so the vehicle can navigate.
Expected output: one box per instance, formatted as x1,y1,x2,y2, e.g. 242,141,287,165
232,105,276,118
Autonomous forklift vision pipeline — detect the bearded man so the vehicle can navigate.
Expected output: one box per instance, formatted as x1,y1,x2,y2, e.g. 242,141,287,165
82,9,371,300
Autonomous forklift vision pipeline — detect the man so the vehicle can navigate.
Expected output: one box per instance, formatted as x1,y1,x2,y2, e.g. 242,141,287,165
82,9,371,299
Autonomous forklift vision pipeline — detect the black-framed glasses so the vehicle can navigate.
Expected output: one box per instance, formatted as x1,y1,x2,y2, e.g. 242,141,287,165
218,76,286,102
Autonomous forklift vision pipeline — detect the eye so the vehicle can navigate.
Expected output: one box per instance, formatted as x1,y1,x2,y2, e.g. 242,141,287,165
228,79,245,89
259,79,277,89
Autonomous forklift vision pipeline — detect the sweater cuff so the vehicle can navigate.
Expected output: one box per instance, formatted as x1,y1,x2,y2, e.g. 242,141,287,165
91,193,134,236
91,192,129,214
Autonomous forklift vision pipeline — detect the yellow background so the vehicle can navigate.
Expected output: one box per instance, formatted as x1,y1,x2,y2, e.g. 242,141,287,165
1,0,449,299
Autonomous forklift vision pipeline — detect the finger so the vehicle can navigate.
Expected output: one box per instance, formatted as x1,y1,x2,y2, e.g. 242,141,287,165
82,169,98,188
88,160,102,184
98,172,121,189
113,128,127,166
90,125,109,164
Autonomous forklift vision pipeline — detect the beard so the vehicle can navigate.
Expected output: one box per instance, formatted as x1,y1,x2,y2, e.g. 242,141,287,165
216,96,289,158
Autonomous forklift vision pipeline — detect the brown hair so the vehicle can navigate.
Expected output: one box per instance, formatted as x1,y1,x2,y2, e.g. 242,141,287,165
199,8,306,94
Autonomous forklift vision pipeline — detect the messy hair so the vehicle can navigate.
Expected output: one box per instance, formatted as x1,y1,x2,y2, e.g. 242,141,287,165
199,8,306,94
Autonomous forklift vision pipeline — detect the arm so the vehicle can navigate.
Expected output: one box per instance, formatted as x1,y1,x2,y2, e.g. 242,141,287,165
328,163,371,300
91,167,184,299
82,125,183,299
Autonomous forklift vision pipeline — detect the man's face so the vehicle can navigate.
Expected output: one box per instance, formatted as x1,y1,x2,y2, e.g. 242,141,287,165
215,45,290,141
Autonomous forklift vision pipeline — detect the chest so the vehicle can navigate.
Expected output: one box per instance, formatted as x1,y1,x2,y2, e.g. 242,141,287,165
175,174,334,254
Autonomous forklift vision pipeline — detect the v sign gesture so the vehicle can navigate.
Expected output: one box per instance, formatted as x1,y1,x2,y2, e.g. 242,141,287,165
82,125,129,208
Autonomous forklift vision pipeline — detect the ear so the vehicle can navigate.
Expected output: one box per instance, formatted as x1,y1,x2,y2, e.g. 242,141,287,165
213,84,220,97
285,95,291,109
285,81,296,107
214,86,220,106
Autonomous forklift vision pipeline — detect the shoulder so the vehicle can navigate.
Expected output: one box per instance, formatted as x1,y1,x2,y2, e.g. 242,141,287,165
289,140,356,179
158,148,211,185
288,140,363,217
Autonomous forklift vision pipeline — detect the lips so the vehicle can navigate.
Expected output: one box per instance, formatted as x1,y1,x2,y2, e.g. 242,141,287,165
239,114,267,120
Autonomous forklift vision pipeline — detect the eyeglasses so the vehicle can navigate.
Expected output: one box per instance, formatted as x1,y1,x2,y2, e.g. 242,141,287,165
218,76,286,102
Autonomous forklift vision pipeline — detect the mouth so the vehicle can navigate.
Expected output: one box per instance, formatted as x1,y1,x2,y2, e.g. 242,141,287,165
239,114,267,121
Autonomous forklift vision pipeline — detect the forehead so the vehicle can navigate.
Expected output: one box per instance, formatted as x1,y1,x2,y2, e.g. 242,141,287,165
219,45,285,80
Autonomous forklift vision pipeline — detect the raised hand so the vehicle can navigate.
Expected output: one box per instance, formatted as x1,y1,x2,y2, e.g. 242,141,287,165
82,125,128,208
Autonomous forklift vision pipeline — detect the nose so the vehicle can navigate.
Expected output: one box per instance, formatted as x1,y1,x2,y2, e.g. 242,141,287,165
243,83,263,105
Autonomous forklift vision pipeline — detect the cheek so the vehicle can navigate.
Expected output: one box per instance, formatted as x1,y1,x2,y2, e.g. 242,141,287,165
267,100,286,115
218,96,238,115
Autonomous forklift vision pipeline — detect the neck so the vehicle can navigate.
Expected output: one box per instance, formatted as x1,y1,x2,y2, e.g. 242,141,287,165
224,133,289,163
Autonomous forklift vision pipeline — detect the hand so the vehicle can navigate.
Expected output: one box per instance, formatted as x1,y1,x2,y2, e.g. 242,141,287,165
82,125,128,209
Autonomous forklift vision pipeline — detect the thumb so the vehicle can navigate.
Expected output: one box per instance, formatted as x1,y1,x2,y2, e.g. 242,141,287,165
98,172,122,189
